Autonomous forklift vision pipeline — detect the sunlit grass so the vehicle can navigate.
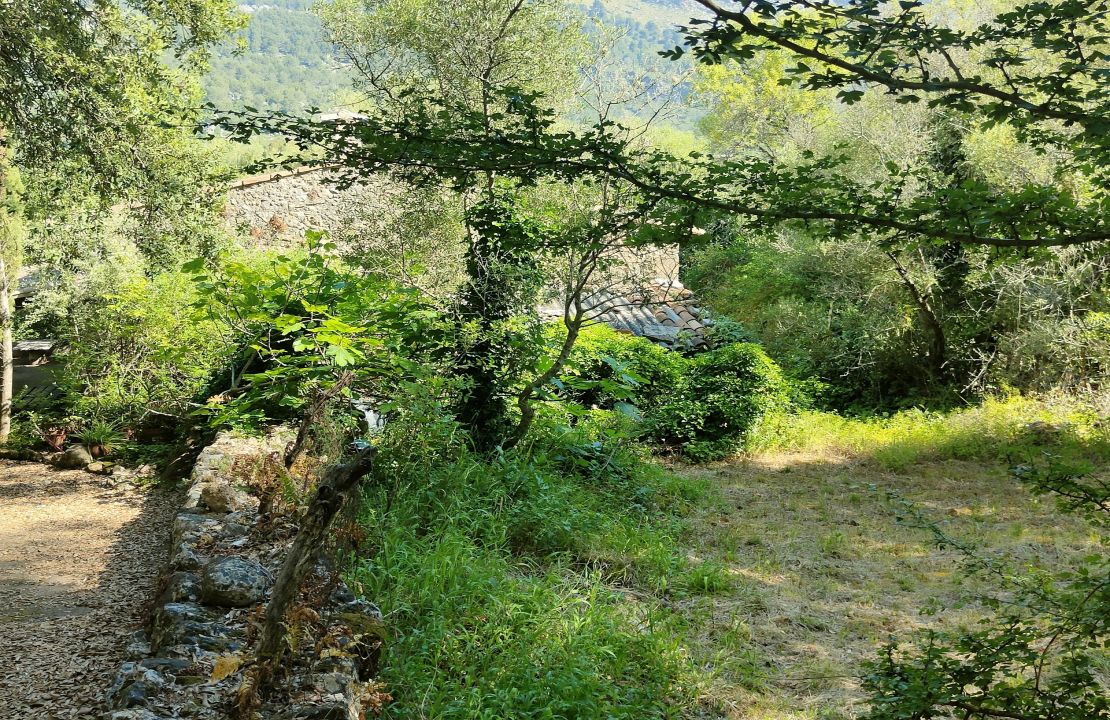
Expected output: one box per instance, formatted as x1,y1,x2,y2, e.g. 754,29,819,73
751,394,1110,469
672,398,1105,718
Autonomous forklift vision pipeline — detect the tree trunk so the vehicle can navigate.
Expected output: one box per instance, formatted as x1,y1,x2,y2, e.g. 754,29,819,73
255,446,377,663
887,251,947,379
0,255,12,444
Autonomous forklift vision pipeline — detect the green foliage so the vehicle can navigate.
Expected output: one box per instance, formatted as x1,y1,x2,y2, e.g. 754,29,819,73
558,325,787,461
649,342,787,461
316,0,586,113
754,395,1110,471
862,457,1110,719
73,419,125,454
561,323,685,412
685,224,1110,408
0,164,25,269
186,236,447,430
1,0,242,171
204,4,350,112
348,397,706,717
56,269,230,425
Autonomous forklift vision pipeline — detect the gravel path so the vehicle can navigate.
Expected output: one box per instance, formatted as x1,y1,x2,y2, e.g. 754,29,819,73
0,461,178,719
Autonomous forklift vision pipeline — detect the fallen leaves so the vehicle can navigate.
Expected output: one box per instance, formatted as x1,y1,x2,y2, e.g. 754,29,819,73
0,460,178,719
210,654,244,682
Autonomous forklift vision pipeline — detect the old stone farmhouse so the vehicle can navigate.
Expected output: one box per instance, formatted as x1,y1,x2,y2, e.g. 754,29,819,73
222,167,711,347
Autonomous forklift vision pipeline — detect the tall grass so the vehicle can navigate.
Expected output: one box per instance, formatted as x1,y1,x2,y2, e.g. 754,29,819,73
345,405,710,718
753,394,1110,470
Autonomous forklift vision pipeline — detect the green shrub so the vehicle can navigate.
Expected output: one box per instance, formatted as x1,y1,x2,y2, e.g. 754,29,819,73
562,324,686,412
649,342,787,460
561,327,787,461
57,270,229,424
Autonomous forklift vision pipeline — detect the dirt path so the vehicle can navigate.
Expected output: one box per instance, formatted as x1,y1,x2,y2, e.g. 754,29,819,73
0,460,178,719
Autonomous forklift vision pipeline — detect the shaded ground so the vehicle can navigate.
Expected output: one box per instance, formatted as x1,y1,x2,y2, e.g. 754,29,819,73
0,460,177,718
673,452,1098,720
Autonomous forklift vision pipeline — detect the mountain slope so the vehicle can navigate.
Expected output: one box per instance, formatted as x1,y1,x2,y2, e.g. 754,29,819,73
204,0,702,113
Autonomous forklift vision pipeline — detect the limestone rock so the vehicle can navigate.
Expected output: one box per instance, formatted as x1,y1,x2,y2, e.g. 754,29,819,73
200,482,254,513
161,572,201,603
54,445,93,469
107,662,165,709
200,556,271,607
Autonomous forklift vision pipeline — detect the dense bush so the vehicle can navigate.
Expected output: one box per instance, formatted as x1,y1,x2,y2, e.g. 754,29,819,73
561,325,787,461
561,323,685,412
649,342,787,461
57,269,230,425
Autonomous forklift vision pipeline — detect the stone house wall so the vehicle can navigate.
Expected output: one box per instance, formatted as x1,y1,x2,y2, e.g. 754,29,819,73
223,167,396,244
222,167,681,284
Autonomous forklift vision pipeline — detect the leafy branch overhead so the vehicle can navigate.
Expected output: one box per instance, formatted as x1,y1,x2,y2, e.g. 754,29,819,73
675,1,1108,141
211,58,1107,250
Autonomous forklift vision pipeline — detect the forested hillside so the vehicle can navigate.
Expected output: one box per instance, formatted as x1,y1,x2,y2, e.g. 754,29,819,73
204,0,697,112
204,0,349,111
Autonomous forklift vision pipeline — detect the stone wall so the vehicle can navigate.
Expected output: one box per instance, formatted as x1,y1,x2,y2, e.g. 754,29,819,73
223,168,396,244
222,167,682,285
106,430,383,720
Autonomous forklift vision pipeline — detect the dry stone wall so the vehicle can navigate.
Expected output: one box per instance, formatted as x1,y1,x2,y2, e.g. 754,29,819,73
222,167,681,287
106,430,384,720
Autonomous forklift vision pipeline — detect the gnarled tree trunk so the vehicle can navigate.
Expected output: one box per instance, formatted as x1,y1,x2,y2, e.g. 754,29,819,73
256,445,377,663
0,256,11,444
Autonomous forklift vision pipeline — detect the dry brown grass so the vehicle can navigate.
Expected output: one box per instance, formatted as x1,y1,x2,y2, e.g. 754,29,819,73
671,450,1098,720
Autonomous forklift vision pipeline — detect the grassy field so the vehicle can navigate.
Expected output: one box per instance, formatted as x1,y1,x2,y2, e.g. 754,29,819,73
670,397,1108,718
352,396,1107,719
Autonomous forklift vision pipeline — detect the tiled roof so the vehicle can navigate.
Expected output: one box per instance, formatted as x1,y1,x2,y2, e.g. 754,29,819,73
541,280,713,350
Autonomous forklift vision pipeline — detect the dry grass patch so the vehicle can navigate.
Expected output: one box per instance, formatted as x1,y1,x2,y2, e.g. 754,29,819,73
671,451,1097,720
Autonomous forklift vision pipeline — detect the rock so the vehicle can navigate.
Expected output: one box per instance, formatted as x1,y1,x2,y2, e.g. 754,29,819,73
169,543,203,573
316,671,354,697
313,652,359,677
200,481,254,513
195,626,245,653
150,602,215,652
54,445,93,469
200,556,272,607
107,662,165,709
327,588,385,679
151,599,245,653
161,572,201,603
269,694,360,720
173,512,222,545
220,521,252,540
125,631,151,660
138,657,193,674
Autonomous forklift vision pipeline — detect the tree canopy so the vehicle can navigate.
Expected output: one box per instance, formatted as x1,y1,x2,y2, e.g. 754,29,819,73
0,0,242,170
